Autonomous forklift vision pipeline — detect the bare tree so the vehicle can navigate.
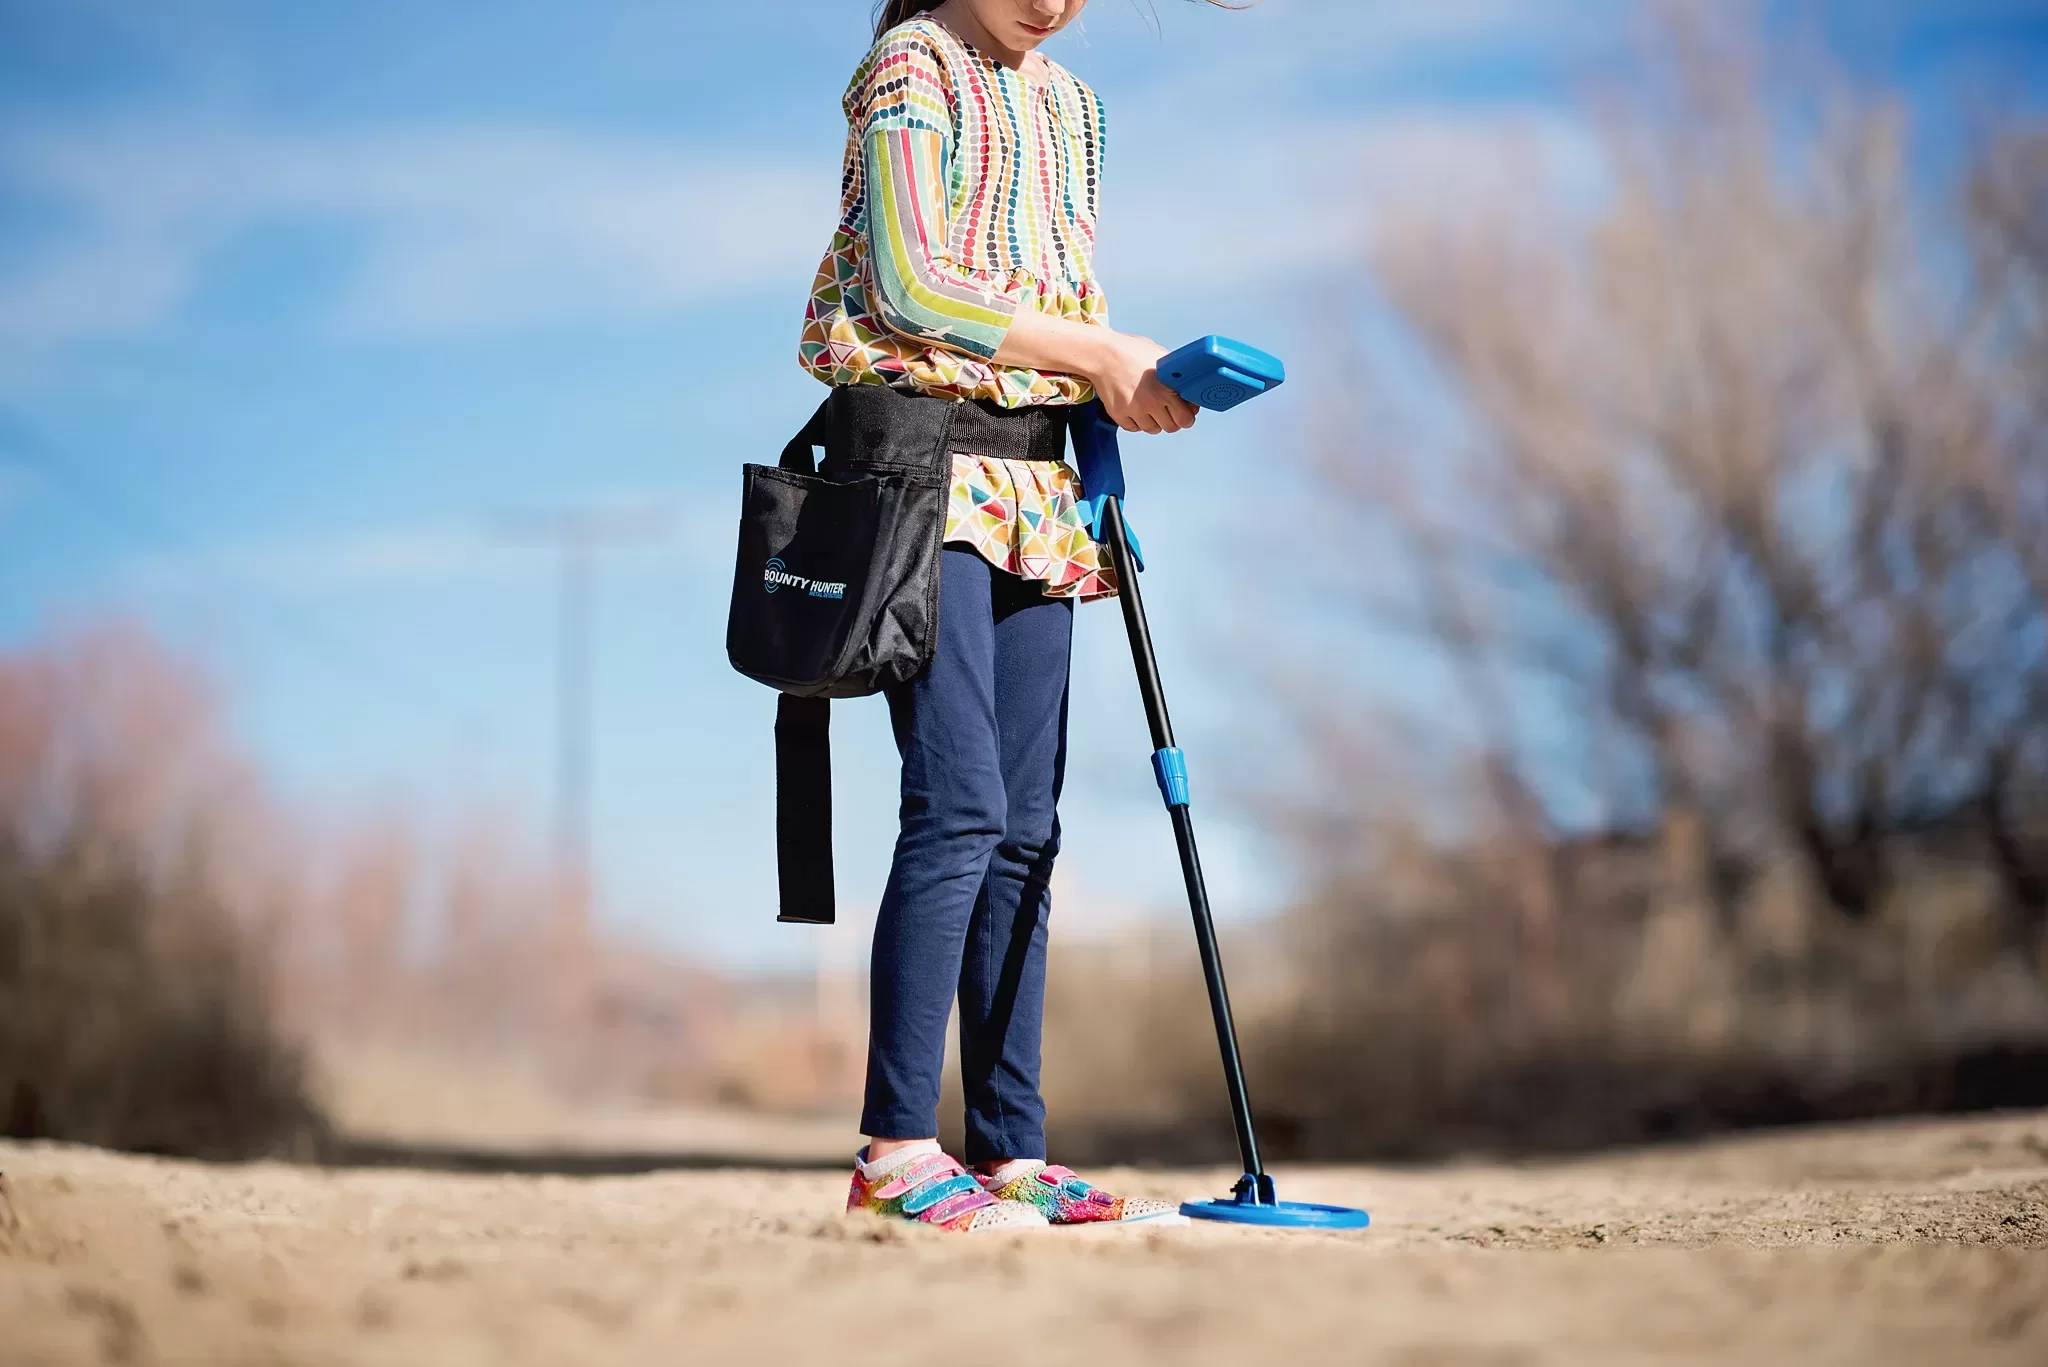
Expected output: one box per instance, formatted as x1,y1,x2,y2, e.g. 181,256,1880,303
1140,7,2048,1159
1293,8,2048,950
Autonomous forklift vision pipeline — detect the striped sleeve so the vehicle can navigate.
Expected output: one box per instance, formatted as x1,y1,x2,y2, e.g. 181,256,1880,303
852,27,1018,360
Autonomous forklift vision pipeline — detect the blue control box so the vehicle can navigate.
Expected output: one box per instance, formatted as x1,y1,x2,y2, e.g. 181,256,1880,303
1158,336,1286,411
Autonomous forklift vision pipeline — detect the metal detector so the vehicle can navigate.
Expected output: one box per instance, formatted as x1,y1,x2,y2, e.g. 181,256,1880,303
1070,337,1370,1230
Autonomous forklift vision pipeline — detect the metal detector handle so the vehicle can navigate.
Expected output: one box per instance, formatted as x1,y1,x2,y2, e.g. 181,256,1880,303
1070,334,1284,563
1069,399,1142,571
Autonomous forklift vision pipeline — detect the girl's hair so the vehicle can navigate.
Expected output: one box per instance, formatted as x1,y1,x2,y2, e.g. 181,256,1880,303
871,2,1250,41
872,1,944,37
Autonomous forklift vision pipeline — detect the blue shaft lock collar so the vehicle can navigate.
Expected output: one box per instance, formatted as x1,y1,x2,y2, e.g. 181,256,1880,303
1152,747,1190,809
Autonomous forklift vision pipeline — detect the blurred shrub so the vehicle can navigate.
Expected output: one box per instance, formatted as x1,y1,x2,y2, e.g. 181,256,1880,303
0,835,320,1158
0,622,765,1154
1241,821,2048,1161
1042,831,2048,1165
0,627,320,1158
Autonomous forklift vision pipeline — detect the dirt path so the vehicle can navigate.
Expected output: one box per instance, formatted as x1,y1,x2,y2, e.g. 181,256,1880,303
4,1111,2047,1365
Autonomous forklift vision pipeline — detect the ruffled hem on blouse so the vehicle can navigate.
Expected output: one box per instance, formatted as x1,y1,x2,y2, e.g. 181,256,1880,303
942,452,1117,601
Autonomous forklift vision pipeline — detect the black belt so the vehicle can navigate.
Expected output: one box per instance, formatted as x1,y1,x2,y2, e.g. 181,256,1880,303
944,396,1071,463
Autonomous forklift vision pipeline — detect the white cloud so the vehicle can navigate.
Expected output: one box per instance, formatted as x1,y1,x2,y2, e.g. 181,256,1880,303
215,524,521,591
1312,0,1627,49
1072,0,1628,96
0,0,1614,356
115,521,514,600
0,107,1592,352
120,497,737,599
0,124,837,347
1096,107,1601,291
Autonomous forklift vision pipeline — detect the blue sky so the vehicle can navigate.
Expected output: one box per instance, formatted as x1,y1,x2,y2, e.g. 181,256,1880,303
2,0,2043,970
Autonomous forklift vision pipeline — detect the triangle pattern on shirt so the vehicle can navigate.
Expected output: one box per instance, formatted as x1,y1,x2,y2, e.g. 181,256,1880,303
942,452,1116,601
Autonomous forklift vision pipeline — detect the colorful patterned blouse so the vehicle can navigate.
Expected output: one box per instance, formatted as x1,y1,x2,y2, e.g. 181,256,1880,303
798,17,1115,600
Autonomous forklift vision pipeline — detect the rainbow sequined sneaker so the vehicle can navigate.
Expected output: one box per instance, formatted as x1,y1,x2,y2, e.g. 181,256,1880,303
846,1148,1049,1234
977,1162,1189,1227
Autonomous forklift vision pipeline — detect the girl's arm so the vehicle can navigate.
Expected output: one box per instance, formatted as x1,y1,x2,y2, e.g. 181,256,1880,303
990,311,1197,436
862,126,1020,362
856,42,1196,434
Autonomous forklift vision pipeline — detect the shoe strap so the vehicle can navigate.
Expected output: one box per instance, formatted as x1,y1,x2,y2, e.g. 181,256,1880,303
901,1171,983,1216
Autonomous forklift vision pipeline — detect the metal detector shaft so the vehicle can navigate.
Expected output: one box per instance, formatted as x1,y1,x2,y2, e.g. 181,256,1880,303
1097,494,1268,1196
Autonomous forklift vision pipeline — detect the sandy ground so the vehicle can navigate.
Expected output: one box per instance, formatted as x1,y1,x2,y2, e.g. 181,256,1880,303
3,1111,2047,1366
306,1040,863,1164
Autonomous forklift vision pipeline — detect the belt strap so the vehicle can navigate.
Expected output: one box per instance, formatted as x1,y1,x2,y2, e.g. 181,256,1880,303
945,396,1069,463
775,693,834,924
780,399,830,474
775,402,835,923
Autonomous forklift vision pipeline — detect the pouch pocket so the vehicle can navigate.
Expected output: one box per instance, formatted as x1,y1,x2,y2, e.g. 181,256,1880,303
726,462,945,698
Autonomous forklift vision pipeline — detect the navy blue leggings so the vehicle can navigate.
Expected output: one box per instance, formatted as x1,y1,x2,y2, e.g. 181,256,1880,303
862,546,1072,1161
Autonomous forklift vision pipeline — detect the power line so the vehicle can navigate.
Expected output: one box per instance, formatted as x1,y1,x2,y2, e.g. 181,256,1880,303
497,502,671,937
0,411,495,749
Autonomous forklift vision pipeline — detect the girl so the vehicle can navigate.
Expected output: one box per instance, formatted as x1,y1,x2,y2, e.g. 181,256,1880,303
798,0,1204,1231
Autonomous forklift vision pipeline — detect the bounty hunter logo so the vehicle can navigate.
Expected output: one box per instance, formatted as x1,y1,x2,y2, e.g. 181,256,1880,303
763,556,846,600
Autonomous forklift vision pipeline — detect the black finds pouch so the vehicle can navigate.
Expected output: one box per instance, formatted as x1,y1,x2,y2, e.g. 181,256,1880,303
727,384,1070,925
727,389,955,700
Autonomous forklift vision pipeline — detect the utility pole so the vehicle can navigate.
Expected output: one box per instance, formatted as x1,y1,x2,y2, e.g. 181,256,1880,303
499,505,669,957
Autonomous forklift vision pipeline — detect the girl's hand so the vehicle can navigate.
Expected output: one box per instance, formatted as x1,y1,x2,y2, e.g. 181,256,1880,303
986,311,1198,434
1090,333,1199,435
